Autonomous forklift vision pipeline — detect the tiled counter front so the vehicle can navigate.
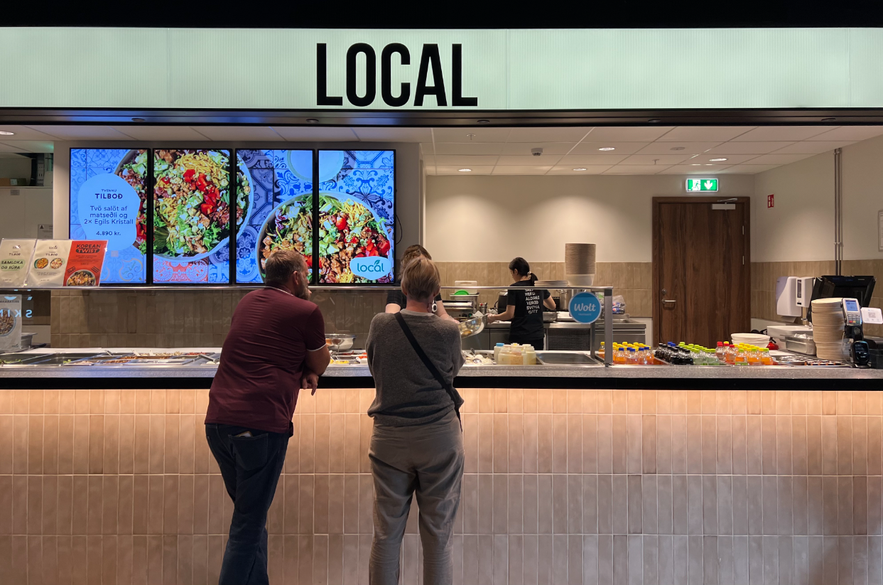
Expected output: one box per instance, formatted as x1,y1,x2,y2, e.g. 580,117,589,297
2,388,883,585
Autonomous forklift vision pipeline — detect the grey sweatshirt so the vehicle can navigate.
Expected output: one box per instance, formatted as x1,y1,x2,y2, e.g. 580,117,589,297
366,310,465,426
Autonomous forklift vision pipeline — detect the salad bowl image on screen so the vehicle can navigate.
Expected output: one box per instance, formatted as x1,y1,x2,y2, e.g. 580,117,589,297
69,148,148,283
317,150,395,284
152,149,245,283
236,150,313,283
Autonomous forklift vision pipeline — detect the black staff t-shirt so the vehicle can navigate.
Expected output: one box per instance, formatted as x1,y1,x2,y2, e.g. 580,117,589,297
386,289,443,312
506,281,550,342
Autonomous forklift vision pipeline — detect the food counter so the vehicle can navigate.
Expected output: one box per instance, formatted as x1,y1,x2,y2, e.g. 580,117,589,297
2,347,882,389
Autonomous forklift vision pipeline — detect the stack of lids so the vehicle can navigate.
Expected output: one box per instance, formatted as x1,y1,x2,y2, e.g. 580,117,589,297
811,298,847,360
565,243,596,286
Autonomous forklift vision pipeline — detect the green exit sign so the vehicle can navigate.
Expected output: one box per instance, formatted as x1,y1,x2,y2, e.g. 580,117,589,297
686,178,718,192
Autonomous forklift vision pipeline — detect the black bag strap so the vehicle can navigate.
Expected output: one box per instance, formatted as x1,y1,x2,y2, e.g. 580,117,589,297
394,312,462,429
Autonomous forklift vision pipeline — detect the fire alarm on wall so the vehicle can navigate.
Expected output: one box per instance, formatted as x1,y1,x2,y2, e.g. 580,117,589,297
767,194,774,208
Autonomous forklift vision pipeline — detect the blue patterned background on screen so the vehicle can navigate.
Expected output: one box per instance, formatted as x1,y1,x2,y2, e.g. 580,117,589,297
69,149,146,283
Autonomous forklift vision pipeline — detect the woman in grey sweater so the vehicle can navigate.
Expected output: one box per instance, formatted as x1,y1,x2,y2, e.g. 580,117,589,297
365,256,465,585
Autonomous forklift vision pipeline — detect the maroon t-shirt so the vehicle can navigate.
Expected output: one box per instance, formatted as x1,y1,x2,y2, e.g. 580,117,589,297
206,288,326,434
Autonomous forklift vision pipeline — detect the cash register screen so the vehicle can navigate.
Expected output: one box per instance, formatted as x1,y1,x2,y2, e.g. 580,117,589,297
812,275,876,307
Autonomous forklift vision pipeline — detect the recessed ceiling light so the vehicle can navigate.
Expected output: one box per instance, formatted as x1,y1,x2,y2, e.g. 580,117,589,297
598,147,615,152
709,158,728,162
705,164,714,166
477,119,490,124
0,130,15,136
821,117,836,123
131,117,145,123
306,118,320,124
648,119,661,123
458,168,472,172
573,168,587,171
670,146,686,151
691,163,702,166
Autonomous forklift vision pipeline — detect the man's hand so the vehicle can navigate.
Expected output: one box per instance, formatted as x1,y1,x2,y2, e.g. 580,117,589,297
302,371,320,396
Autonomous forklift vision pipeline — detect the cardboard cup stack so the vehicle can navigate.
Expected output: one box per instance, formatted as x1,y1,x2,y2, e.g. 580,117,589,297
811,297,848,361
565,243,596,286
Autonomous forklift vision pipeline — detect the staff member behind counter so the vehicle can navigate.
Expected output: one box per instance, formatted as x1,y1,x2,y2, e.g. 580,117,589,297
486,257,556,349
385,244,456,322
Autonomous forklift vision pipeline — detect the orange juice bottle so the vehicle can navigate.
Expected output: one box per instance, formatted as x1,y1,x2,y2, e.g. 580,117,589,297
614,344,626,364
761,348,774,365
748,346,762,365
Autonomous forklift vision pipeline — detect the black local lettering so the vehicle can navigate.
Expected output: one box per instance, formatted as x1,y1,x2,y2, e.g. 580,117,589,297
317,43,478,108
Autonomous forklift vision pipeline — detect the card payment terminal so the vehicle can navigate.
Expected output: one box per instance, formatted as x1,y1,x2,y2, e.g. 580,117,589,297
843,298,871,367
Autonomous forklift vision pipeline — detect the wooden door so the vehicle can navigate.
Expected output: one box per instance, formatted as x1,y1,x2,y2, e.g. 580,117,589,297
653,197,750,347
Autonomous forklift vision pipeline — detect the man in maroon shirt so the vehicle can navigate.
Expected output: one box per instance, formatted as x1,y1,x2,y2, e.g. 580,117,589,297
205,250,329,585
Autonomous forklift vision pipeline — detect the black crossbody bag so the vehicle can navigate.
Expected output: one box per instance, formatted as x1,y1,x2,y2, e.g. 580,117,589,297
394,312,462,430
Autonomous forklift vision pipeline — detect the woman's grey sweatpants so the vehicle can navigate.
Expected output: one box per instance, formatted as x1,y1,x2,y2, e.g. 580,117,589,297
369,410,464,585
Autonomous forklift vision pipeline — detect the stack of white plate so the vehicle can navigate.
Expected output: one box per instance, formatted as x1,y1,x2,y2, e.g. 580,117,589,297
565,243,596,286
731,333,771,347
812,298,847,360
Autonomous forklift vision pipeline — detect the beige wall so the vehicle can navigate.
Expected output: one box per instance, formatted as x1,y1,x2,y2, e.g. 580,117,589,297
425,174,755,263
752,133,883,263
2,387,883,584
0,188,53,240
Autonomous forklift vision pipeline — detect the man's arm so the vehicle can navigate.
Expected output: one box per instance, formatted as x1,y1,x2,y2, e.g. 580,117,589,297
305,345,330,375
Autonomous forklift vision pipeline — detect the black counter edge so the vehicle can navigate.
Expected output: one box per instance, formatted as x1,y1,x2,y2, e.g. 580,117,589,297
2,376,881,391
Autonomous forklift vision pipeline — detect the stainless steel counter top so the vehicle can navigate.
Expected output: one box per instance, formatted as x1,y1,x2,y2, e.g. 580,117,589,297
1,348,881,380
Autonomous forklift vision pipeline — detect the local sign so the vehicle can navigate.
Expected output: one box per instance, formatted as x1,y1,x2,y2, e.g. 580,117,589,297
686,178,718,192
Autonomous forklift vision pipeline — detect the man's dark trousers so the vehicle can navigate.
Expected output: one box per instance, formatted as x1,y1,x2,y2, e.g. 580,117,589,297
206,423,289,585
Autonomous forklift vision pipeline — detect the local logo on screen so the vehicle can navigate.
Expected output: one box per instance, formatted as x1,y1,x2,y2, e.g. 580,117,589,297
350,257,392,279
317,43,478,108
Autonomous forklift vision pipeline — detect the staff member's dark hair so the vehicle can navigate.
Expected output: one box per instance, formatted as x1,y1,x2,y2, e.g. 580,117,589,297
509,257,538,283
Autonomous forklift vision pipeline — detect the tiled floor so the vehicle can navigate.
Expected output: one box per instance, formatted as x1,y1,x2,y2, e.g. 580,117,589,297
1,388,882,584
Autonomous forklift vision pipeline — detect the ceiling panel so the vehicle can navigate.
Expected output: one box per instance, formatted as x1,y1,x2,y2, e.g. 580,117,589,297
637,142,721,155
658,164,733,175
619,154,695,165
270,127,360,141
809,126,883,141
505,127,591,143
769,141,851,155
434,155,500,166
33,125,137,140
569,142,647,155
557,154,629,165
0,143,26,153
581,127,674,142
603,165,668,175
499,142,576,156
110,126,212,141
491,166,554,175
741,153,816,165
495,155,563,166
688,153,757,165
717,164,780,174
656,126,754,142
731,126,834,142
352,127,434,142
704,142,792,155
433,166,494,175
193,126,285,141
0,126,60,140
432,142,508,155
547,165,613,175
432,128,511,143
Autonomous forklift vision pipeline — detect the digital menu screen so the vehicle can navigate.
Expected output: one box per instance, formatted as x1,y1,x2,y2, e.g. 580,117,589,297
317,150,395,284
69,148,148,283
235,150,313,283
152,149,232,283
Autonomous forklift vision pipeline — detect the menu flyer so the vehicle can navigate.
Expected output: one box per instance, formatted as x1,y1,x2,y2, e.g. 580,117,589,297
28,240,72,287
63,240,108,287
0,239,36,287
0,295,22,351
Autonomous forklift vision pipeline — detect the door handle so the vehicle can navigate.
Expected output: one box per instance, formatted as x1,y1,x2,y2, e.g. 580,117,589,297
662,299,677,305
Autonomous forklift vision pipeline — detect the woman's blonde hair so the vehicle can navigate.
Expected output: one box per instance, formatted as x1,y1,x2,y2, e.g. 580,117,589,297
401,256,440,303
